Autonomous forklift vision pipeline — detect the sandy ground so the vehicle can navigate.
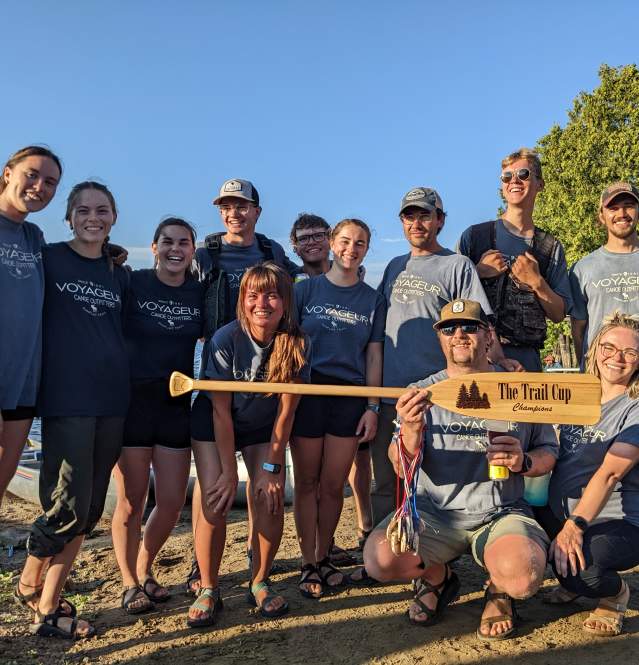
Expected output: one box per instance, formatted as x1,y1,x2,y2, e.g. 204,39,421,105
1,493,638,665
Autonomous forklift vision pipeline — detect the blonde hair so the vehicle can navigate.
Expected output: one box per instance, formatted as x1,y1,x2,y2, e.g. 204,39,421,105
237,262,307,384
502,148,543,180
585,310,639,399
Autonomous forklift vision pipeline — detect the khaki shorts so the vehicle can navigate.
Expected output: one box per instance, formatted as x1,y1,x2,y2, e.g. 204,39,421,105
378,508,549,568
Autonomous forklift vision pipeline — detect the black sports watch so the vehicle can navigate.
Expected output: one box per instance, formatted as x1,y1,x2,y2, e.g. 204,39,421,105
516,453,533,474
567,515,589,532
262,462,282,474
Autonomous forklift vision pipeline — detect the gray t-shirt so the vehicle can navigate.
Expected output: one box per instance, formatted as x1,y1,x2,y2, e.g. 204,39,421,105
549,393,639,528
295,275,386,384
378,250,493,400
205,320,311,434
457,221,573,371
0,216,45,409
569,247,639,358
412,369,559,529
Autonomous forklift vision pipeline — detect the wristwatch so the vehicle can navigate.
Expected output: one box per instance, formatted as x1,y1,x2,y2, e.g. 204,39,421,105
262,462,281,474
567,515,589,532
517,453,533,474
366,403,380,414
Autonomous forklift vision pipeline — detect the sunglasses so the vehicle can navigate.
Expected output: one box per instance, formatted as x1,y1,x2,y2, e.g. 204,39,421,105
439,323,483,336
500,168,532,184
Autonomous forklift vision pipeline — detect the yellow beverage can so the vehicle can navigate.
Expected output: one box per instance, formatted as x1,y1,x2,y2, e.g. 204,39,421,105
489,464,509,480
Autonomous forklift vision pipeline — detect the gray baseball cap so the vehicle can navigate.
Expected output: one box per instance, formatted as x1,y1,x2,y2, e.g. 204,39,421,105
399,187,443,215
213,178,260,205
600,181,639,208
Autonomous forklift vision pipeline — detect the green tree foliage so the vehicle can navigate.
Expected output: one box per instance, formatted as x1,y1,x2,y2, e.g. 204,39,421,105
532,64,639,360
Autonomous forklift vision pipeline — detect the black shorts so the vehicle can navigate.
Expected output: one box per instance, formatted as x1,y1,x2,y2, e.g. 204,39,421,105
190,391,273,449
292,371,366,438
2,405,36,421
122,380,191,450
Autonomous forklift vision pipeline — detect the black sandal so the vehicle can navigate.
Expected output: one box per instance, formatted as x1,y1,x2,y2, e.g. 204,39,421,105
348,566,379,587
142,576,169,603
14,581,76,617
476,589,519,641
185,558,201,596
317,556,347,588
121,585,154,615
30,607,95,640
299,563,323,599
408,567,460,627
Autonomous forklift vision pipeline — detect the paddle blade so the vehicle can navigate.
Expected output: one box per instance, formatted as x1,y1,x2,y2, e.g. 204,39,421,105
169,371,195,397
427,372,601,425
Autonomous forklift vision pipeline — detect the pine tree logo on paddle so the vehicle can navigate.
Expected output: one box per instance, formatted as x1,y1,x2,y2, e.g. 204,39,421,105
456,381,490,409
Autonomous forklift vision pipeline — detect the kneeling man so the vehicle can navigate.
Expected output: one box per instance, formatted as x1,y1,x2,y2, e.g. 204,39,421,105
364,300,558,640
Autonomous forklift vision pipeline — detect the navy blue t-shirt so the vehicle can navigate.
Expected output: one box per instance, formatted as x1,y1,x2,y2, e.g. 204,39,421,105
125,269,204,380
38,243,130,417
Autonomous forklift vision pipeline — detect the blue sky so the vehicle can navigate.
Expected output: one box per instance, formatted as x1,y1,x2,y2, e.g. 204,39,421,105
3,1,638,284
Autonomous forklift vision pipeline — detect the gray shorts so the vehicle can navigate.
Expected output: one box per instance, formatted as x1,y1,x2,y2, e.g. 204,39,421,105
378,508,549,568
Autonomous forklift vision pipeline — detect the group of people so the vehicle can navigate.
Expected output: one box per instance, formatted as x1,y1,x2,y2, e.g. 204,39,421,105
0,143,638,642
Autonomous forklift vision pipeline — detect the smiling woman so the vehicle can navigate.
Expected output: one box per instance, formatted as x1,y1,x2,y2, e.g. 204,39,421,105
0,146,62,507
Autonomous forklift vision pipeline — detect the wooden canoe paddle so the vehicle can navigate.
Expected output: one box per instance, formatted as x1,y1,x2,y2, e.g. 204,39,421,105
169,371,601,425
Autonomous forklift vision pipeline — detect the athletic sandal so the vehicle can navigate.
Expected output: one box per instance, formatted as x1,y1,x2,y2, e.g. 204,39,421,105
30,607,95,640
247,581,289,618
476,589,519,641
317,556,347,588
348,566,379,587
408,568,461,627
247,549,286,577
582,581,630,637
299,563,323,599
142,576,169,603
14,582,76,617
121,586,154,615
329,541,358,567
185,558,201,596
543,586,582,605
187,587,224,628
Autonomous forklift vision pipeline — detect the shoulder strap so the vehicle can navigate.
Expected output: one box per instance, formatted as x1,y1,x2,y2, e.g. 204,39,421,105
204,232,225,270
531,227,557,277
255,232,275,261
467,221,497,265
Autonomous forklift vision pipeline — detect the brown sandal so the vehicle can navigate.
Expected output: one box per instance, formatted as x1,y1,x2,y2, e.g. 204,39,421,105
476,589,518,641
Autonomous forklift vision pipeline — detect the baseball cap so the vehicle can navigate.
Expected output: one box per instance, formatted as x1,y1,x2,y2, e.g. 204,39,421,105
433,299,489,330
213,179,260,205
399,187,443,215
600,181,639,208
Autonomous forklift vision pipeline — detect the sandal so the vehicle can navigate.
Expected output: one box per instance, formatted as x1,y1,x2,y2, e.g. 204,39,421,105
247,580,289,618
14,581,76,617
247,549,287,577
476,588,519,641
187,587,224,628
317,556,347,588
142,576,169,603
329,541,358,567
121,586,154,615
348,566,379,587
30,607,95,640
185,558,201,596
408,567,460,627
299,563,323,599
582,581,629,637
357,530,372,552
543,586,582,605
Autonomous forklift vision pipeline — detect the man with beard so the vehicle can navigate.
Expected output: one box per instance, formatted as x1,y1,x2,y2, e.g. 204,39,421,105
364,300,558,640
570,182,639,364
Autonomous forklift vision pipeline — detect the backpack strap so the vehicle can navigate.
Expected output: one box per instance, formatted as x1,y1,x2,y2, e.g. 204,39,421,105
530,227,557,278
467,221,497,265
204,232,225,270
255,232,275,261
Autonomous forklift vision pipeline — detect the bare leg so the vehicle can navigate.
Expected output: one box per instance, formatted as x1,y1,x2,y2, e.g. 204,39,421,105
137,446,190,588
112,448,152,590
18,554,50,610
242,443,286,613
348,447,373,538
0,418,32,505
189,440,226,623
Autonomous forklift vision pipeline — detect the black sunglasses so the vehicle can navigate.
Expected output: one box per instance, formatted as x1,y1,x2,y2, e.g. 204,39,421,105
439,323,482,336
500,168,532,184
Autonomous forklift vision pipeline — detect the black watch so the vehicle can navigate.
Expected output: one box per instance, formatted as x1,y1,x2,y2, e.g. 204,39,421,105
517,453,532,474
567,515,589,532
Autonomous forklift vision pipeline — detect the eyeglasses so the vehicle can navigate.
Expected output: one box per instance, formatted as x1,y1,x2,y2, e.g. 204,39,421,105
295,231,329,246
500,168,532,184
219,204,253,215
400,211,435,225
439,323,483,336
598,342,639,363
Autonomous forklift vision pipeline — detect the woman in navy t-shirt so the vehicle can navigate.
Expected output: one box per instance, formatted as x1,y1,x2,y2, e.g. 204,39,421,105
111,218,204,614
19,181,129,639
0,146,62,506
